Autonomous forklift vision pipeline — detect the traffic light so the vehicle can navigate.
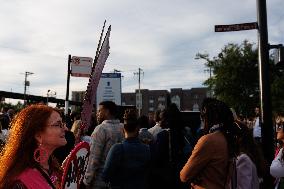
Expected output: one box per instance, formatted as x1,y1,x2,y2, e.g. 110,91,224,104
274,46,284,70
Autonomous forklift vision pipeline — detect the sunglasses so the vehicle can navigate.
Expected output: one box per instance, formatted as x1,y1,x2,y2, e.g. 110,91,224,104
276,124,284,132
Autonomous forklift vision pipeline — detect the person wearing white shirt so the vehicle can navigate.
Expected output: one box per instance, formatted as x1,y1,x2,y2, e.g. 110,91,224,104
270,114,284,188
148,110,163,140
271,148,284,178
235,121,265,189
253,107,262,145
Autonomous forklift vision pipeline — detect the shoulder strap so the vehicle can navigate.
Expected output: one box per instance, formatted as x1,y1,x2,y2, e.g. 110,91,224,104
120,143,124,163
119,143,125,188
35,166,56,189
225,158,237,189
167,129,172,163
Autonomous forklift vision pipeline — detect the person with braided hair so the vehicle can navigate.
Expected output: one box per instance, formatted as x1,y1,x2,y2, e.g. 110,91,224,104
180,98,239,189
102,109,151,189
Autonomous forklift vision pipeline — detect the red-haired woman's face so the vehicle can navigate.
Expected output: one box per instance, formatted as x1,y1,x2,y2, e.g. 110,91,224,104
36,111,67,150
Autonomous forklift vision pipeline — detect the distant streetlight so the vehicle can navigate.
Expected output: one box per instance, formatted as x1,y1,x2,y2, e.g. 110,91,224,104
47,90,57,106
47,90,50,105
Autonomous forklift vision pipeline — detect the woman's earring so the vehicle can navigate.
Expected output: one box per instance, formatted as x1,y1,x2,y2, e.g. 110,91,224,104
33,144,48,163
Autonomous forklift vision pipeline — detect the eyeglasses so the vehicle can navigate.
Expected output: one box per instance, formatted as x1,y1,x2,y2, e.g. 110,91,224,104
49,121,65,129
276,124,284,132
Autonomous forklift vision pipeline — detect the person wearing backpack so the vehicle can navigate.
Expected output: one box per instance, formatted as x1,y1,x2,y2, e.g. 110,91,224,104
102,109,151,189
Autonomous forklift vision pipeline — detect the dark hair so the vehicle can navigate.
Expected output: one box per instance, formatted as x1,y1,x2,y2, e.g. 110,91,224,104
1,107,9,113
154,110,161,122
201,98,238,158
123,109,138,132
159,110,170,129
235,121,266,177
99,101,117,117
137,115,150,129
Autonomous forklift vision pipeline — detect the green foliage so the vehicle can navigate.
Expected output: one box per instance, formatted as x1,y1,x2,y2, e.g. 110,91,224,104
271,70,284,114
0,101,24,113
196,40,284,117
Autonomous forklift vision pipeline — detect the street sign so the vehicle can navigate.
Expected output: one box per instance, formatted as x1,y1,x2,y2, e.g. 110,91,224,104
215,22,258,32
71,56,93,77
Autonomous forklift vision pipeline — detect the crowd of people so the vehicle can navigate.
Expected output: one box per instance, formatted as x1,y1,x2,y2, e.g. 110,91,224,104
0,98,283,189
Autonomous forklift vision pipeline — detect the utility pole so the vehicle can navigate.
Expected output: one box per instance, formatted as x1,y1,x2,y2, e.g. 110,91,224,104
23,71,34,105
134,68,143,116
257,0,274,187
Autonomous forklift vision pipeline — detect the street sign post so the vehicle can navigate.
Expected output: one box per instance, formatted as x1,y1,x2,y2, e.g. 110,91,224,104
214,11,274,187
215,22,258,32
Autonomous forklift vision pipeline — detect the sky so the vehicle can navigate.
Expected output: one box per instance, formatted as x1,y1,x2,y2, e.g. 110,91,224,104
0,0,283,101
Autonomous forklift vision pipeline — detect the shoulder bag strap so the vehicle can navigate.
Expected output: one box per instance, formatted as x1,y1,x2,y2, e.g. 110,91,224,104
35,166,56,189
119,143,125,189
167,129,172,163
224,158,237,189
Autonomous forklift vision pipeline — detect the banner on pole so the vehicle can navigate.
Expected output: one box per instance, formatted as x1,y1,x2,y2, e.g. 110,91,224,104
80,24,111,132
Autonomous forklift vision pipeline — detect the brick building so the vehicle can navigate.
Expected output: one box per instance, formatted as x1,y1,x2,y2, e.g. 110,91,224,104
121,87,208,115
72,87,208,115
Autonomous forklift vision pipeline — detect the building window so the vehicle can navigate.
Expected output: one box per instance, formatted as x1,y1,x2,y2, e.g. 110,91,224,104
193,103,199,111
158,103,165,110
149,107,154,111
171,95,181,110
149,99,154,103
158,96,165,101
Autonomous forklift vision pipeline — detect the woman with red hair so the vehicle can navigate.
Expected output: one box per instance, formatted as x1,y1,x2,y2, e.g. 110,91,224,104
0,104,68,189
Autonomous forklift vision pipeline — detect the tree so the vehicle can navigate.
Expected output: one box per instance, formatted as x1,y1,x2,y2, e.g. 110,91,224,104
196,40,284,117
0,101,24,113
271,68,284,115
